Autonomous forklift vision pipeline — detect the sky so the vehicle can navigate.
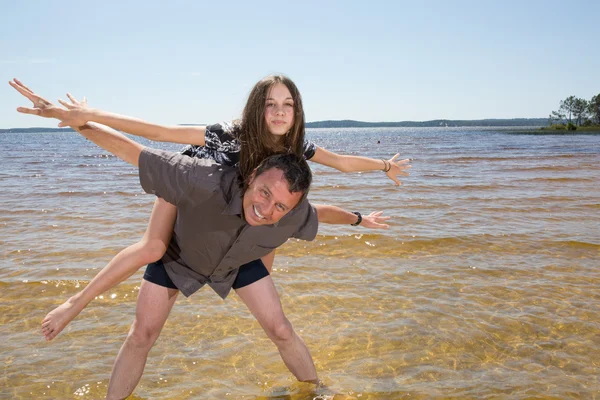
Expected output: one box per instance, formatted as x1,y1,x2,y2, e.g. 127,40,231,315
1,0,599,128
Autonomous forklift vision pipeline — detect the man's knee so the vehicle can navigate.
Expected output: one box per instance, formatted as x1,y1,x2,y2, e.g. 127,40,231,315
268,317,295,344
127,319,162,349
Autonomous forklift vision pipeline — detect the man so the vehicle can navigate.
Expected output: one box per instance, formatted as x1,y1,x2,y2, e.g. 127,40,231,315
10,79,390,399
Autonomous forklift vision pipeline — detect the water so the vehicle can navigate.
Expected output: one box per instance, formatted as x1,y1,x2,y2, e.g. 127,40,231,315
1,127,599,399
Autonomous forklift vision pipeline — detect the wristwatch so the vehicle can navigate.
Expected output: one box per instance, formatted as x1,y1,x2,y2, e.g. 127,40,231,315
351,211,362,226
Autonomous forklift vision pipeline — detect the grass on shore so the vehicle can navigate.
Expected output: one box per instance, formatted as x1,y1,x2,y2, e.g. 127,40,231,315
539,124,600,132
497,125,600,135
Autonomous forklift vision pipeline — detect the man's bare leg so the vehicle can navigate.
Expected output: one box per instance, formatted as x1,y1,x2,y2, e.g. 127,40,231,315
41,199,177,341
235,276,318,383
106,279,179,400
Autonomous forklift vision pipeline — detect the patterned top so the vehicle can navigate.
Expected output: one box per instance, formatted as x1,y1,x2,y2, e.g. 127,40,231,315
180,121,317,166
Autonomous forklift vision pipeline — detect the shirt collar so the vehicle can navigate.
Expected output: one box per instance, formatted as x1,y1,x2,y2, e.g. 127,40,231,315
222,185,244,217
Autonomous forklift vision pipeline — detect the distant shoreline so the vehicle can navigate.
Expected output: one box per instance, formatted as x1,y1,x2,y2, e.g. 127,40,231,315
0,118,552,133
3,119,599,134
305,118,549,128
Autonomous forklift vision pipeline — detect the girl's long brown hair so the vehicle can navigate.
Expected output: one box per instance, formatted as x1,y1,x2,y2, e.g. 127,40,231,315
235,75,306,186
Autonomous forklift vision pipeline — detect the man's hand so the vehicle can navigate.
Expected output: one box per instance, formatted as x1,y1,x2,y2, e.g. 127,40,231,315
9,79,90,127
9,78,67,121
360,211,390,229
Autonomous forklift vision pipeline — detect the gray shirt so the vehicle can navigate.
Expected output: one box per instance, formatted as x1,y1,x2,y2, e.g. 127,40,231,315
139,148,318,299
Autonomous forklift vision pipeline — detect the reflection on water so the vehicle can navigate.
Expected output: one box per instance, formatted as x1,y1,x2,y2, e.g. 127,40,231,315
1,128,599,399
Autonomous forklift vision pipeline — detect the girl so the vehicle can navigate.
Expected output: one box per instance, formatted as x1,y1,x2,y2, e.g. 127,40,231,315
11,75,410,341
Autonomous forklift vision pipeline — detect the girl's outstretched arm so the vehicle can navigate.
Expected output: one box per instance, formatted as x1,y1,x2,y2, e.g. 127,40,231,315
56,96,207,145
310,146,411,186
9,78,206,145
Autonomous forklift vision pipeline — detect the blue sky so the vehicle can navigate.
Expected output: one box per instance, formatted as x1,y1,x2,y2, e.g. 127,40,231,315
1,0,598,128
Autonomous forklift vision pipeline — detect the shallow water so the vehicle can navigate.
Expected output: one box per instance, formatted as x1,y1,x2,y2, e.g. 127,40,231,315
1,127,599,399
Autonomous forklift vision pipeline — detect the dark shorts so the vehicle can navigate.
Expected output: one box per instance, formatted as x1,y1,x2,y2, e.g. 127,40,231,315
231,259,270,289
143,260,178,289
143,259,270,290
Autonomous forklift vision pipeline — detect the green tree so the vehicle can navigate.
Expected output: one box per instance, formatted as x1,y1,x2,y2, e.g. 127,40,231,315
559,96,577,124
548,110,565,125
589,93,600,124
572,97,589,126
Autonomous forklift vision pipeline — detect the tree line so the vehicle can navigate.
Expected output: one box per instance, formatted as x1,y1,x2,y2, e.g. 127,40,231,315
549,93,600,129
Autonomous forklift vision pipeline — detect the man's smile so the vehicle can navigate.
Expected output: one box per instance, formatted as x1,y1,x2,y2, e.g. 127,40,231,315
253,205,266,220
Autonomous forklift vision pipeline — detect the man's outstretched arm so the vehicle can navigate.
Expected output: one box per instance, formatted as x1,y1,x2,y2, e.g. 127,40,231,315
76,122,144,167
313,204,390,229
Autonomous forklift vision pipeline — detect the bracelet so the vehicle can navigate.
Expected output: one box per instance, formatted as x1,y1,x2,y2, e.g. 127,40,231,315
351,211,362,226
381,159,391,173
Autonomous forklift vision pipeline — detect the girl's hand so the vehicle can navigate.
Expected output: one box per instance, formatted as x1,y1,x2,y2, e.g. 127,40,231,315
385,153,411,186
360,211,390,229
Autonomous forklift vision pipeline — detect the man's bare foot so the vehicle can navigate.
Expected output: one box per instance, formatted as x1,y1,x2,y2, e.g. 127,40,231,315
41,299,83,341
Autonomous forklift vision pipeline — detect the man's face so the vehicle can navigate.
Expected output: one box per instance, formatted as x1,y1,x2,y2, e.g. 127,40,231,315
242,168,303,226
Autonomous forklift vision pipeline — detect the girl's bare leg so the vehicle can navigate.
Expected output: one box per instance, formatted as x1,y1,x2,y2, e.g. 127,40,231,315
41,198,177,341
260,249,276,273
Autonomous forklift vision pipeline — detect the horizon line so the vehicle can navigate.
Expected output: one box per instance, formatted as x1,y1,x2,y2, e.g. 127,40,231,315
1,117,550,130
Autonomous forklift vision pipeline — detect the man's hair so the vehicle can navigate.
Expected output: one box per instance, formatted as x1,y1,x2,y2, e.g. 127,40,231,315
234,74,306,183
243,153,312,205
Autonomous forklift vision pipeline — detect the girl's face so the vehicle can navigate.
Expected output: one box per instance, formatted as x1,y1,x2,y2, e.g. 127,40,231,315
264,83,295,137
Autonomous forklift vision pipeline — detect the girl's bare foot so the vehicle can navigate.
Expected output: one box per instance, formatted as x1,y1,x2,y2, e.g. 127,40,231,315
41,299,83,341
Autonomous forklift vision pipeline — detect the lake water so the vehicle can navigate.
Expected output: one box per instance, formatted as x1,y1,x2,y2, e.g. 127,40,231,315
1,127,599,399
